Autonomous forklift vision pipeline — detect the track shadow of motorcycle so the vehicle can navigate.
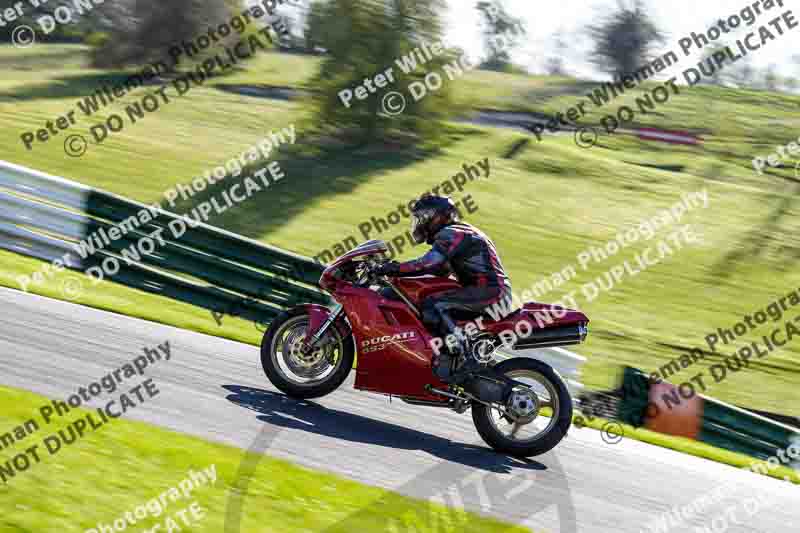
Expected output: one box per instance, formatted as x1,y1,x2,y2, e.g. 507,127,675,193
222,384,547,474
222,384,580,532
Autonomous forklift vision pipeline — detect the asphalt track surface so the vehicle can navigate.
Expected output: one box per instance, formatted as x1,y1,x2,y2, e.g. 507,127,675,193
2,287,798,533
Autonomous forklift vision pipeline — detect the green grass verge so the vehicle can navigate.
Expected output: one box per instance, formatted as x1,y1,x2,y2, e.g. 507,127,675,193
572,414,800,485
3,248,797,487
0,249,265,347
0,385,529,533
1,44,799,466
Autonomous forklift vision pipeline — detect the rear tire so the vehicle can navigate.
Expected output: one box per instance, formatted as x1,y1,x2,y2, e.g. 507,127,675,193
261,306,355,399
472,358,573,457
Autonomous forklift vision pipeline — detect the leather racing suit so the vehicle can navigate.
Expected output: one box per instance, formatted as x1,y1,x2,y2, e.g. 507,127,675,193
388,222,513,349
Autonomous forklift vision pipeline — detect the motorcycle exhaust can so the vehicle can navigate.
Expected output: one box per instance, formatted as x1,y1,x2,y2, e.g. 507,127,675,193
512,323,588,349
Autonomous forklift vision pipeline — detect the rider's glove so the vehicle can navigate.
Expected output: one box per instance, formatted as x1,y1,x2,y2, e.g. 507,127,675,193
374,261,401,277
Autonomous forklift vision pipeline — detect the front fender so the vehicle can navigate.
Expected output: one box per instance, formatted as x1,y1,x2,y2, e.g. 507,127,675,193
302,303,351,342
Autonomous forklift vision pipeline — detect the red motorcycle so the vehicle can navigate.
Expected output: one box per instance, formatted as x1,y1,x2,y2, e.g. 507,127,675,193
261,240,589,457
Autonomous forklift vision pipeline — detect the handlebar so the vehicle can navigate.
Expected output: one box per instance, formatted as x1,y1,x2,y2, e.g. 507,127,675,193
356,256,389,286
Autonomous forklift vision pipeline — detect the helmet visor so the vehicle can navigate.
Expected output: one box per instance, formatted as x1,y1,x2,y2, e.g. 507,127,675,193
410,210,432,244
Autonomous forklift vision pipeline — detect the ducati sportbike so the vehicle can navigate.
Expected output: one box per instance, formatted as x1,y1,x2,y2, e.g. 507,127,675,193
261,240,589,457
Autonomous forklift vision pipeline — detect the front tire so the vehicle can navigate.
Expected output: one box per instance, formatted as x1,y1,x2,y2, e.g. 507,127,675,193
472,358,573,457
260,306,355,399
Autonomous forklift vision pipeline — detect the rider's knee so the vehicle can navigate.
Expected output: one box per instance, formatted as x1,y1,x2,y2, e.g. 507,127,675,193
421,307,440,327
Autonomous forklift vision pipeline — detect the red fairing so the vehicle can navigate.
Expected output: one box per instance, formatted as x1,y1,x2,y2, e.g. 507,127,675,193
311,239,589,402
335,286,449,400
319,240,389,292
393,276,461,307
304,303,331,340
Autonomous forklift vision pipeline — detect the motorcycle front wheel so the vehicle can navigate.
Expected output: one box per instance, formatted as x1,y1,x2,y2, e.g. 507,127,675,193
260,306,355,399
472,358,573,457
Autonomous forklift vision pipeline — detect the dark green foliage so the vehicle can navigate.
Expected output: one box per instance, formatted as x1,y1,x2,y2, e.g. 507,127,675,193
0,0,94,43
305,0,340,52
87,0,232,69
475,0,526,72
309,0,456,146
587,0,665,80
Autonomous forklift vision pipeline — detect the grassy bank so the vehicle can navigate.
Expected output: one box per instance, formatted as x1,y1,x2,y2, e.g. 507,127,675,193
0,385,528,533
1,44,799,418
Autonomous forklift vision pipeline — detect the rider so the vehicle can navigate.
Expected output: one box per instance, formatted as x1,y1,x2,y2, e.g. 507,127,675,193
375,194,513,381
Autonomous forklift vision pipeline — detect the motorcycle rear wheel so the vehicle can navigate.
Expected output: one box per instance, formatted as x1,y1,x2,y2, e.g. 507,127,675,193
472,358,573,457
261,306,355,399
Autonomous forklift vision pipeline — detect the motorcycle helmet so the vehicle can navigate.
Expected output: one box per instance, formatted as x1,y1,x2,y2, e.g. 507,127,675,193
410,194,458,244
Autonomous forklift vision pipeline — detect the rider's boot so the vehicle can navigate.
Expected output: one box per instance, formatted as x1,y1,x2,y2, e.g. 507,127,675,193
438,337,483,385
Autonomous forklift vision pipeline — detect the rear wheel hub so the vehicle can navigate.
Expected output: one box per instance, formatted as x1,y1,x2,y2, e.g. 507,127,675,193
507,387,540,424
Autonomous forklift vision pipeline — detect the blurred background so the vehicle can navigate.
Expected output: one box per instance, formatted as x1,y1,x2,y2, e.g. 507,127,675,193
2,0,800,530
1,0,799,412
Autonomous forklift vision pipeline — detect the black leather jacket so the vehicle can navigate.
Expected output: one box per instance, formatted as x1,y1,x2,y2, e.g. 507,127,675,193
395,223,511,289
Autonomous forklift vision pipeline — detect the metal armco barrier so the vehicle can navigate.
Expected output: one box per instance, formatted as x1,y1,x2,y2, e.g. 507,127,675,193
699,399,799,461
0,160,329,325
6,161,791,468
0,161,590,395
615,366,800,462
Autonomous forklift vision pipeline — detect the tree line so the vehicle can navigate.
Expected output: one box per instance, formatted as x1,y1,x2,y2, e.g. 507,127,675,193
10,0,798,145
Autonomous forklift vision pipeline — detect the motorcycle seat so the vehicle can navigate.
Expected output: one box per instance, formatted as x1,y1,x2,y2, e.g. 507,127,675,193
451,307,520,324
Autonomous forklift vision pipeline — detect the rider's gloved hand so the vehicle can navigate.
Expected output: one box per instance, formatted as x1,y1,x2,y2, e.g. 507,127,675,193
374,261,401,276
